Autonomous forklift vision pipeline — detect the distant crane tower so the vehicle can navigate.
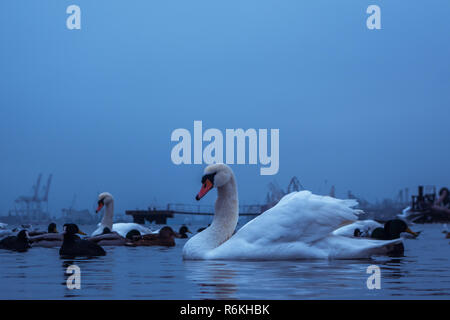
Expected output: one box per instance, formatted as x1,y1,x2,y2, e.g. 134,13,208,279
32,174,42,201
329,185,336,198
396,187,411,204
42,175,52,201
12,174,52,222
287,177,304,193
42,174,52,211
264,176,305,211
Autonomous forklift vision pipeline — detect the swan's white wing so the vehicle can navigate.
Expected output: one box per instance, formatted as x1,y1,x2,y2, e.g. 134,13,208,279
206,191,381,260
236,191,359,245
332,220,382,237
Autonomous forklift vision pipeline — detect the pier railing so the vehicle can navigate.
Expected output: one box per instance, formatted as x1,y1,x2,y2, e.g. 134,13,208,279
166,203,262,216
126,203,263,224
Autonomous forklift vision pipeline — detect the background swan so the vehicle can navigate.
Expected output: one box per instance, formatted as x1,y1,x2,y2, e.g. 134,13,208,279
91,192,155,237
183,164,402,260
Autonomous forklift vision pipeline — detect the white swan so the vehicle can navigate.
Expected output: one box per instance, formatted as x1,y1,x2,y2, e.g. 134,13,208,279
92,192,156,237
182,164,402,260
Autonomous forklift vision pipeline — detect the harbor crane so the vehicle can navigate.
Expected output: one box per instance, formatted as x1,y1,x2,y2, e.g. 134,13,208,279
11,174,53,222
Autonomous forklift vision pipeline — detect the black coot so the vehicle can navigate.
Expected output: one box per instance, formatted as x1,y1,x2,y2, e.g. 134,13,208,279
0,230,31,252
59,224,106,257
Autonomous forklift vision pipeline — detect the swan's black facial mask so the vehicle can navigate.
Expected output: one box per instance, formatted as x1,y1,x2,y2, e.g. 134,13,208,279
96,199,105,213
196,173,216,201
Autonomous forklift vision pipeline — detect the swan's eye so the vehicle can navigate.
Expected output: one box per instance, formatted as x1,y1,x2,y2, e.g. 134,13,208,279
201,172,217,184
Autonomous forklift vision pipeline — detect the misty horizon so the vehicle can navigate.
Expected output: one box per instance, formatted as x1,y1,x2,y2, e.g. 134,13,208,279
1,1,449,217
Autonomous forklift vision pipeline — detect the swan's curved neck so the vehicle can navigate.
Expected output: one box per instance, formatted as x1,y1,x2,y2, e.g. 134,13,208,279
208,175,239,246
101,200,114,230
183,171,239,259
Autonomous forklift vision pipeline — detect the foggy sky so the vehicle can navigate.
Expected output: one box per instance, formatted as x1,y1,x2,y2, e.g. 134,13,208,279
1,1,449,216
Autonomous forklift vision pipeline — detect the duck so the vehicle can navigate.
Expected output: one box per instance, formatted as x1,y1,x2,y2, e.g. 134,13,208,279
333,219,420,239
370,220,419,240
29,223,63,248
87,227,134,246
28,223,58,236
60,224,106,257
91,192,155,237
0,230,31,252
125,226,178,247
182,164,403,260
369,219,419,256
178,225,192,239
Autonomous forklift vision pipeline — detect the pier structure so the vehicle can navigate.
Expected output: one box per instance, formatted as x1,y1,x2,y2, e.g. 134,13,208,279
126,203,263,224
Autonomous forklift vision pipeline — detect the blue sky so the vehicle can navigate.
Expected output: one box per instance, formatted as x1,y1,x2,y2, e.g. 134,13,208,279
0,1,449,216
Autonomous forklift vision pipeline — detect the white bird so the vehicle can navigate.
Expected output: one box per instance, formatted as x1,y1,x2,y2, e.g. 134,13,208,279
182,164,402,260
91,192,156,237
397,206,411,220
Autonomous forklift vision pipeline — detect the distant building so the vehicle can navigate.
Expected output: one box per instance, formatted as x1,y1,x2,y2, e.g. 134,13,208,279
61,208,97,225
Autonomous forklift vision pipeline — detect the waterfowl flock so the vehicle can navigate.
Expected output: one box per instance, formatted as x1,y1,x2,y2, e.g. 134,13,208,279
0,164,443,261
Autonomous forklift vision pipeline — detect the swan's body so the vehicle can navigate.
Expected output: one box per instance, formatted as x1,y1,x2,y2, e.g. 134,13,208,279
92,223,155,238
92,192,156,238
183,164,402,260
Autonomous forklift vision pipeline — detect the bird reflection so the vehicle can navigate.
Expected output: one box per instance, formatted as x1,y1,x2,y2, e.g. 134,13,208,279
61,256,113,298
183,261,238,299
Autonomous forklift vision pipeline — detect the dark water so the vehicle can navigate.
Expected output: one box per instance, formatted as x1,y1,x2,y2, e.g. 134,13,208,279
0,223,449,299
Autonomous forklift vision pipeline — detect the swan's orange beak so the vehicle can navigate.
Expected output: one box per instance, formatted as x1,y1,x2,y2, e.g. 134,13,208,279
96,202,104,213
196,179,213,201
